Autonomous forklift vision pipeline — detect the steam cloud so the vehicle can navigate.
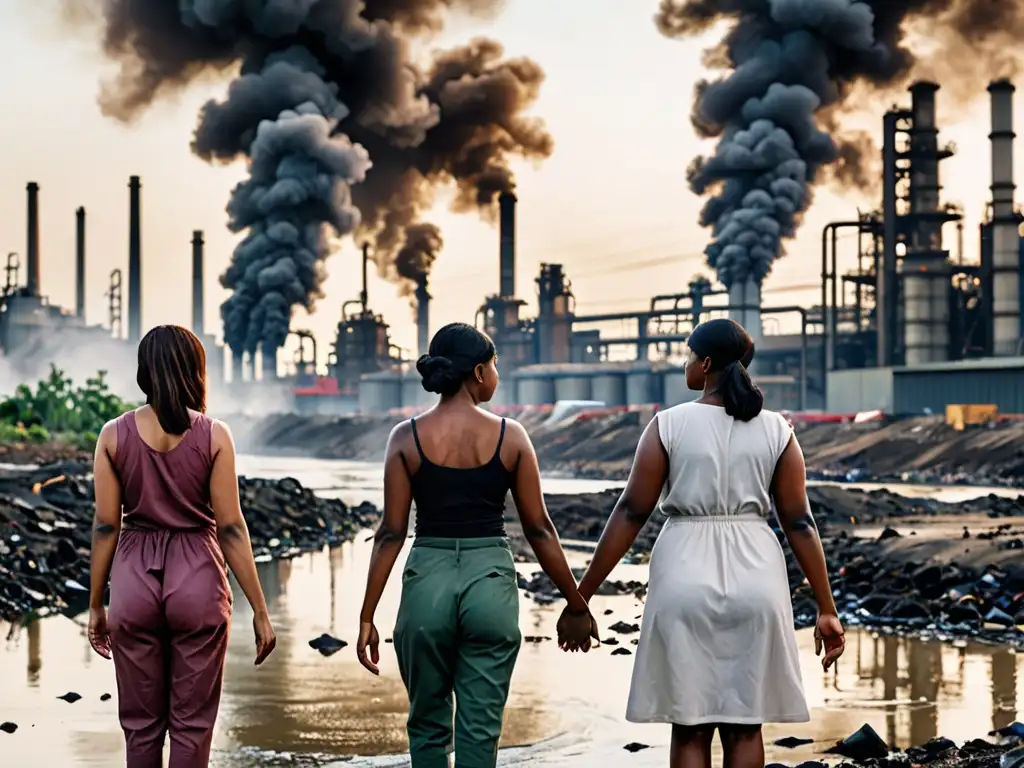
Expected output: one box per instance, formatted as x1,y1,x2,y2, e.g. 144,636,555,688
657,0,1024,288
74,0,551,357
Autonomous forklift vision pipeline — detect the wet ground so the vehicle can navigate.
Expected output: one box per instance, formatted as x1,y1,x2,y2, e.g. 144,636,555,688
0,457,1021,766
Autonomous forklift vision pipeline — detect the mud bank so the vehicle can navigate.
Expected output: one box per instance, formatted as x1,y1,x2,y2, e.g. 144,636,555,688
0,463,380,621
225,411,1024,486
2,461,1022,647
528,486,1024,647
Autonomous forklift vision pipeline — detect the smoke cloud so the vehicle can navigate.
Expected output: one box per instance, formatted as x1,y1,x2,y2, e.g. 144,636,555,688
71,0,551,357
657,0,1024,287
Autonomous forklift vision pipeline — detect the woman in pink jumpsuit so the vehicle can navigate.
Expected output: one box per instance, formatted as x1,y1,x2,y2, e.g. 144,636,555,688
87,325,277,768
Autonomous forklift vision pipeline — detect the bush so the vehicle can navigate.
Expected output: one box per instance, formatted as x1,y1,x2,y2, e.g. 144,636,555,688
0,366,137,440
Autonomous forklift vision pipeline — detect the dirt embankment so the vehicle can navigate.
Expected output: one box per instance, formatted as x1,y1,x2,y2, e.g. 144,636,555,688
6,411,1024,487
220,410,1024,486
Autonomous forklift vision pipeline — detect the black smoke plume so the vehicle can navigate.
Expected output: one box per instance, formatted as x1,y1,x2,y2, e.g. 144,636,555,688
657,0,1024,288
72,0,550,358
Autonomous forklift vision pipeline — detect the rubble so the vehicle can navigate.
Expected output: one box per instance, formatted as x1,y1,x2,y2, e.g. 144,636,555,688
513,486,1024,647
0,463,380,621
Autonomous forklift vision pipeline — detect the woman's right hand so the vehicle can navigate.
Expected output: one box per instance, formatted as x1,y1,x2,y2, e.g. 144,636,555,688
556,606,601,652
253,611,277,665
814,612,845,671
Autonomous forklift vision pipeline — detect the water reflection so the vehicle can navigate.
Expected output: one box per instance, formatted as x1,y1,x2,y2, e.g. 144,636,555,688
1,547,1021,766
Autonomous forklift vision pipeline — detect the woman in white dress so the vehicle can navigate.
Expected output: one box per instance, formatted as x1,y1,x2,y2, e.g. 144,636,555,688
559,318,845,768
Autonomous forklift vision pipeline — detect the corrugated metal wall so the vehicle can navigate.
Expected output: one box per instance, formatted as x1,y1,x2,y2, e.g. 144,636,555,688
893,367,1024,414
826,368,894,414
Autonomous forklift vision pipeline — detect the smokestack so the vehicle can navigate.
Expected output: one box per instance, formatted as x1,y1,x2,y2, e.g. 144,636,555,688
499,192,516,297
989,79,1020,356
415,274,430,358
128,176,142,342
727,278,762,349
76,207,86,319
904,82,950,366
231,350,244,383
260,343,277,380
192,230,204,335
26,182,40,297
360,241,369,312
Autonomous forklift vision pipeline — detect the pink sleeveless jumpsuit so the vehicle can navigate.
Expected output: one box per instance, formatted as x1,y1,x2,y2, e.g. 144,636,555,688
106,411,232,768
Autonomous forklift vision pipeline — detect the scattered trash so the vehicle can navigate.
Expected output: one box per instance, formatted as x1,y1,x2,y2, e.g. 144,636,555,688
826,723,889,761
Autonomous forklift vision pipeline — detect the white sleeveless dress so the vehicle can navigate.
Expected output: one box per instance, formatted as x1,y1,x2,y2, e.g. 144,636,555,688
625,401,810,725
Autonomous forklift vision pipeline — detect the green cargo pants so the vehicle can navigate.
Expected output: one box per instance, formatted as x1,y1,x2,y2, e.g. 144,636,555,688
394,537,522,768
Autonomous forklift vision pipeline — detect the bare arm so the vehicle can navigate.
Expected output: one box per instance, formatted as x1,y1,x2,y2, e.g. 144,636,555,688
509,422,588,613
210,421,270,618
770,434,837,616
89,420,122,611
578,416,667,602
358,423,412,623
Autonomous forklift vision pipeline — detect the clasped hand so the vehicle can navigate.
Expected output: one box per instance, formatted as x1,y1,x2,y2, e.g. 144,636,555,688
556,605,601,652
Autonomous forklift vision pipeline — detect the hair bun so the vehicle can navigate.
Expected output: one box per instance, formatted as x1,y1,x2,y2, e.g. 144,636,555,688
416,354,461,394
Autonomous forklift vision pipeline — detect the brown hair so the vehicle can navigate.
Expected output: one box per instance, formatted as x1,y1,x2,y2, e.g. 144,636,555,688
136,325,207,435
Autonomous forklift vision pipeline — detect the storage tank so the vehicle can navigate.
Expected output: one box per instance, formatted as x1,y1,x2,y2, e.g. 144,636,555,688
553,371,593,401
591,371,627,407
662,367,690,406
626,365,663,406
516,373,555,405
359,371,403,413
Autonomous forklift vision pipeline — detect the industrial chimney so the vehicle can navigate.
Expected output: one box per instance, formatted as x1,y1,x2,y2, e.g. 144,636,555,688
260,343,277,380
76,207,86,319
415,274,430,358
499,192,516,298
26,182,40,297
192,230,204,336
989,79,1020,356
727,278,762,343
903,81,952,365
128,176,142,343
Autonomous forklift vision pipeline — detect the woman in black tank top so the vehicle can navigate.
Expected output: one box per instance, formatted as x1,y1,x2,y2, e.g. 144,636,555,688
356,322,599,768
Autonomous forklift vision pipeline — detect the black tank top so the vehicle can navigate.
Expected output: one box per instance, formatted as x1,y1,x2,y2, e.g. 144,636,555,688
409,417,512,538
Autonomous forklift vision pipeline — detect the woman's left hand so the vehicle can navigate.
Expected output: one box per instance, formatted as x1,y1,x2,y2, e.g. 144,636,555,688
88,606,112,659
357,620,381,675
556,607,600,653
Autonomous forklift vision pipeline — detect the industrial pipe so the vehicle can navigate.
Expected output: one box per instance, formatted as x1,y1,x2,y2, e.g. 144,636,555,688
821,221,862,371
4,253,20,296
26,182,40,297
127,176,142,343
75,207,86,319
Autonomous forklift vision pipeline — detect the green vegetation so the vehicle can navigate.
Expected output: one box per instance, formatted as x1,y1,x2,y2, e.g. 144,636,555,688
0,367,136,450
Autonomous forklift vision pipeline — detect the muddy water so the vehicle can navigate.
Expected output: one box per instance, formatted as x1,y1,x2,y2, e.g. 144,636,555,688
0,457,1020,767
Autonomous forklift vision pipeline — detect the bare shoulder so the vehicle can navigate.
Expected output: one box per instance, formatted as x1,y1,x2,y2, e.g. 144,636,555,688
97,417,119,456
387,419,415,449
499,417,531,449
209,418,235,451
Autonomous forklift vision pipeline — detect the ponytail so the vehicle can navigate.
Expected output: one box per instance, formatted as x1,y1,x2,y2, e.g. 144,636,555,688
719,360,764,422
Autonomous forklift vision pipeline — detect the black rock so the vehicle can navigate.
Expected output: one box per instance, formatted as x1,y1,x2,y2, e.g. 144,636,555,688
523,636,549,643
100,693,112,702
603,637,620,645
826,724,889,761
623,742,649,752
611,647,632,656
878,527,901,540
906,736,957,762
57,692,82,703
774,736,814,749
308,633,348,657
607,621,640,634
0,722,16,734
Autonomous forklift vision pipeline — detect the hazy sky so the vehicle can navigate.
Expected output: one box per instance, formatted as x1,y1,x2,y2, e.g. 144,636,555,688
1,1,1018,369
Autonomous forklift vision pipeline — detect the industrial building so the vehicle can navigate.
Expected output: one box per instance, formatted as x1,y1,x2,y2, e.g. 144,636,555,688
5,78,1024,417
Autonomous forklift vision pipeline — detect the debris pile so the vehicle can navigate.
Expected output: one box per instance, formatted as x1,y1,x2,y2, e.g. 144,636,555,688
0,463,379,621
515,487,1024,646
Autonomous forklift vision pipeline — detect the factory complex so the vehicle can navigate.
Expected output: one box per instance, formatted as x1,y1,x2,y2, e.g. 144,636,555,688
4,79,1024,419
